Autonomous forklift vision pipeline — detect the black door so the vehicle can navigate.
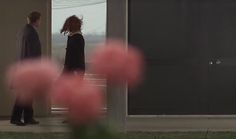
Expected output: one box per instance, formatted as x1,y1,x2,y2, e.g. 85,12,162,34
128,0,236,115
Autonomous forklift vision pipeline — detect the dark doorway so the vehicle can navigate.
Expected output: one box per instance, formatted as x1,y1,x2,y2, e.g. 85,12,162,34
128,0,236,115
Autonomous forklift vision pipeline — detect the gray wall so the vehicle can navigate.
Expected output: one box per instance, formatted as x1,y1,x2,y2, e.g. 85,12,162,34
0,0,51,116
107,0,128,131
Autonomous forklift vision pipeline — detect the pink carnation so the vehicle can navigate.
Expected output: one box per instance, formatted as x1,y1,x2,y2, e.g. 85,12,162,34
125,47,144,87
68,79,103,124
90,39,144,87
50,74,84,107
6,58,60,103
50,74,103,124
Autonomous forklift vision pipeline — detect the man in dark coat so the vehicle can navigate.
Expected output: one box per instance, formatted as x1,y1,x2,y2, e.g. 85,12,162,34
10,11,42,126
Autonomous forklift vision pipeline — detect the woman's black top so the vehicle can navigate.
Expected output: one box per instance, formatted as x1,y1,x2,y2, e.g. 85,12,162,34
64,33,85,73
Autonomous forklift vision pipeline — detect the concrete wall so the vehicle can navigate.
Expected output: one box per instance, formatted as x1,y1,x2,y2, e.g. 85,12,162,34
106,0,128,131
0,0,51,116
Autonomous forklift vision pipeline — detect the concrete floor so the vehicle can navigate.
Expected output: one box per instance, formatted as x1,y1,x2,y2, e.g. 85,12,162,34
3,116,236,133
0,117,69,133
126,116,236,132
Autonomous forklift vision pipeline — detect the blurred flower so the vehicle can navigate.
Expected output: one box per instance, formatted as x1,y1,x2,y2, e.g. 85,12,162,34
6,58,60,103
50,74,84,107
50,74,104,124
125,47,144,87
69,79,103,124
90,39,144,87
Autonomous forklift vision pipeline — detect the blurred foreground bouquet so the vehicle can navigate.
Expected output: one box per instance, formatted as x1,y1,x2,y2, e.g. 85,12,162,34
5,39,144,139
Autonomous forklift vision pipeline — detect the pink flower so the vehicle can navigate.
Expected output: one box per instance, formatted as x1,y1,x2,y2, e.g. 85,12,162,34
68,79,103,124
50,74,103,124
50,74,84,107
90,39,144,87
6,58,60,103
125,47,144,87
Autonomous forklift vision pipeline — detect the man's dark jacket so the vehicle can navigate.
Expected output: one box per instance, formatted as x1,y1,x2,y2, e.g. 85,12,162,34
18,24,41,59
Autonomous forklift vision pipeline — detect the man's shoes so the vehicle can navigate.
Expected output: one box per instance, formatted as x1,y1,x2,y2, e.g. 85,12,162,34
24,119,39,125
10,120,26,126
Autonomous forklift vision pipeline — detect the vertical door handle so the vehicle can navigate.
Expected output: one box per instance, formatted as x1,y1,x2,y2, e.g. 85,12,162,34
209,61,213,65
